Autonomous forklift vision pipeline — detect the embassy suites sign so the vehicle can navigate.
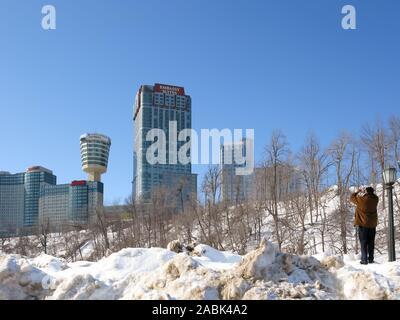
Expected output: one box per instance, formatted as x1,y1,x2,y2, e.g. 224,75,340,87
154,83,185,96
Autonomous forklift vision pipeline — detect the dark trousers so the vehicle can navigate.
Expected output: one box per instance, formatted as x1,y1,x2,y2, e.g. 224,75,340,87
358,226,376,262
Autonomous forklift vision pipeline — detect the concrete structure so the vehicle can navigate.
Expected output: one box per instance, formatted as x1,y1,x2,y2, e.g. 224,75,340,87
133,83,197,205
80,133,111,182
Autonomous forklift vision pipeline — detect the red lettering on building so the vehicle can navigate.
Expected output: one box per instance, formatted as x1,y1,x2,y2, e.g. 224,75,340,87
154,83,185,96
71,180,87,186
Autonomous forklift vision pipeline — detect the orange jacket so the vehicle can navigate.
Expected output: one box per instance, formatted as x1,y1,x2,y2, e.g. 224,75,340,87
350,192,379,228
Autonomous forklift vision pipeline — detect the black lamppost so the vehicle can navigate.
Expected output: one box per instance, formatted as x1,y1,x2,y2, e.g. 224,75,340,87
383,167,397,262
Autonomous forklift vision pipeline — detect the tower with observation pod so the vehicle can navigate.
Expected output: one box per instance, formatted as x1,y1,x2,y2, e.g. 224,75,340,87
80,133,111,182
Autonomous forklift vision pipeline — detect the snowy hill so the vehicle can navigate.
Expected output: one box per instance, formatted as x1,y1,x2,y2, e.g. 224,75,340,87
1,239,399,300
1,182,399,263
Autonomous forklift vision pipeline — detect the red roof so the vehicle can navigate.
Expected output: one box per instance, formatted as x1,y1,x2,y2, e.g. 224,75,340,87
71,180,87,186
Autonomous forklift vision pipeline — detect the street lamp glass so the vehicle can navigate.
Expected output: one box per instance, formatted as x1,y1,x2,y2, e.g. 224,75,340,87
383,167,397,185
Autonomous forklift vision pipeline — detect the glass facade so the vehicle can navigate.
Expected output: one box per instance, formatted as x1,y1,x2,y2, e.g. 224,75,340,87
0,172,25,236
133,84,197,203
39,184,69,228
69,184,89,223
39,180,103,230
0,167,56,236
24,168,57,226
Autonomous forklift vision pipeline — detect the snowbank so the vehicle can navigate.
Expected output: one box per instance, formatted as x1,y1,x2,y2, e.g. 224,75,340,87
0,254,49,299
319,254,400,300
1,240,399,300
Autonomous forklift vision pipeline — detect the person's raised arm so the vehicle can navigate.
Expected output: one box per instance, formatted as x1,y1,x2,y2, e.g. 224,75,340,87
350,191,360,205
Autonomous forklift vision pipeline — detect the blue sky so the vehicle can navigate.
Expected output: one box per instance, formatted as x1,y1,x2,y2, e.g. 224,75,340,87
0,0,399,204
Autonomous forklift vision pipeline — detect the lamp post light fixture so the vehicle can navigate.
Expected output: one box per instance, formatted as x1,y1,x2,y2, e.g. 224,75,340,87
383,167,397,262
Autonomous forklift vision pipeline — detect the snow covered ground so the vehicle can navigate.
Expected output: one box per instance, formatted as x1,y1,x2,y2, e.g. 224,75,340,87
1,239,399,300
320,253,400,300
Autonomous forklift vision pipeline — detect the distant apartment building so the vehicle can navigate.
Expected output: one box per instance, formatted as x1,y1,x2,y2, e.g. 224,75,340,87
0,166,57,236
220,139,302,203
39,180,103,230
0,171,25,234
220,139,255,203
253,165,303,202
133,83,197,205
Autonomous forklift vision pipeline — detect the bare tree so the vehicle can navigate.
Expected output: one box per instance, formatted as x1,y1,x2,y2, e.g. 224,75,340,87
389,115,400,164
262,130,289,251
200,165,225,249
170,199,198,244
95,207,110,251
361,120,390,209
202,165,221,206
124,195,143,247
37,217,51,254
282,188,309,254
329,132,356,254
298,133,331,225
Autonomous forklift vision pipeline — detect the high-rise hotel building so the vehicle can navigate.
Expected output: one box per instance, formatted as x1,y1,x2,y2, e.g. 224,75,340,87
0,166,57,236
133,83,197,203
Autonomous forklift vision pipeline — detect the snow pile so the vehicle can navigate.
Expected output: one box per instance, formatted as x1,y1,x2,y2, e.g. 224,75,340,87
121,253,221,300
0,254,49,299
192,244,242,270
319,254,400,300
1,239,400,300
115,240,337,300
49,248,177,300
